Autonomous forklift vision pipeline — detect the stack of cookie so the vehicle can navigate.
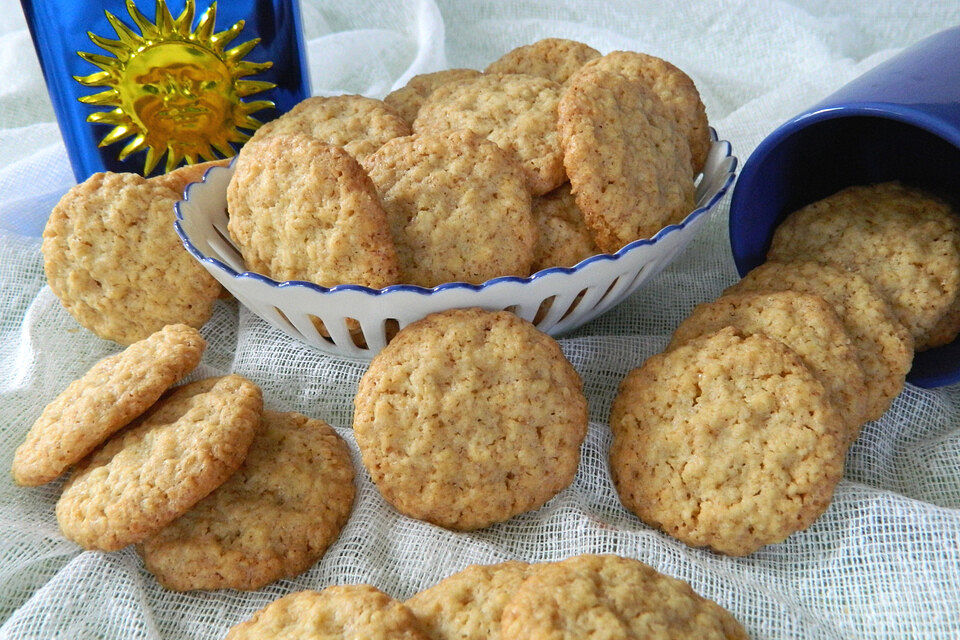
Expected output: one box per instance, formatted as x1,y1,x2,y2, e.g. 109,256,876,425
224,554,748,640
11,324,356,591
609,180,960,556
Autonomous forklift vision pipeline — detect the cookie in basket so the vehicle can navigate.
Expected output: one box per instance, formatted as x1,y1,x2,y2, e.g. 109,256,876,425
361,130,536,286
385,69,482,125
224,585,428,640
139,411,355,591
768,181,960,350
56,375,262,551
501,554,748,640
353,308,587,530
11,324,205,487
485,38,600,85
413,72,565,195
42,172,221,345
558,68,695,253
611,328,847,555
531,183,599,271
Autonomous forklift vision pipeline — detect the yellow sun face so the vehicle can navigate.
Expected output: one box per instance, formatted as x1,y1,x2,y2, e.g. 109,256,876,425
74,0,275,174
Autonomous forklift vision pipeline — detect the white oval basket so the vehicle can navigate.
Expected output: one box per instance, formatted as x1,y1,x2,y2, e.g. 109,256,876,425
175,130,737,359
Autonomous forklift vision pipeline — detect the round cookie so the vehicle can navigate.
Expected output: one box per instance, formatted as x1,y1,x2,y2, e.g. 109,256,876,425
56,375,262,551
413,73,565,195
361,130,536,287
611,328,847,555
12,324,205,487
768,181,960,350
353,308,587,531
385,69,482,125
725,260,914,421
246,94,410,163
42,172,221,345
668,290,869,440
576,51,710,173
405,561,532,640
557,68,695,252
139,410,355,591
224,585,428,640
484,38,600,85
531,183,599,271
227,133,401,288
501,554,748,640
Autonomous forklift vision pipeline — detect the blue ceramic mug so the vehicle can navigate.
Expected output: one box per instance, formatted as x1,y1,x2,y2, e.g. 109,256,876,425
729,24,960,388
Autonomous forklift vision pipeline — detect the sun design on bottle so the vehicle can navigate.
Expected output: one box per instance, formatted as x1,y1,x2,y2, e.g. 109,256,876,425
74,0,275,174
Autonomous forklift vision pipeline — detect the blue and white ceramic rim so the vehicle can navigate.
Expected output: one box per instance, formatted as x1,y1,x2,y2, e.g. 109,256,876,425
174,129,737,359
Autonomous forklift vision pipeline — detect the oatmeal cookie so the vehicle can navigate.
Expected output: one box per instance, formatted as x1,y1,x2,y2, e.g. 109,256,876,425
530,183,599,271
385,69,482,125
485,38,600,85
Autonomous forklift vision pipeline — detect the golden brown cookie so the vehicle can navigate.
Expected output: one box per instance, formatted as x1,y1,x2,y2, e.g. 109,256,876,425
42,172,221,345
11,324,205,487
224,585,428,640
576,51,710,173
246,95,410,163
485,38,600,85
227,133,401,288
405,561,532,640
501,554,748,640
557,68,695,252
353,308,587,531
153,159,232,194
55,375,262,552
385,69,482,125
361,130,536,287
611,328,847,555
768,181,960,350
668,290,869,440
725,260,914,421
413,73,565,195
530,183,599,271
139,411,355,591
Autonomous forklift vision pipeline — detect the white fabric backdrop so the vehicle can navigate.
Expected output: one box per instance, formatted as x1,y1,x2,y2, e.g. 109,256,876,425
1,1,959,638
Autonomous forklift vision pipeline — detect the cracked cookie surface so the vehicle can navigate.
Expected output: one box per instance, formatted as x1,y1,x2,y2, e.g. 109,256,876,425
385,69,482,125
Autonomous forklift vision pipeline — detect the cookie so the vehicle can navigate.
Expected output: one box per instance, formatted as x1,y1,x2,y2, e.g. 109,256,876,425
153,158,231,194
768,181,960,350
42,172,221,345
224,585,428,640
405,561,532,640
576,51,710,173
353,308,587,530
139,410,355,591
361,130,536,287
557,68,695,252
413,73,565,195
246,94,410,163
385,69,482,125
725,260,914,421
501,554,748,640
227,133,401,288
668,290,869,439
530,183,599,271
485,38,600,85
11,324,205,487
611,328,847,555
55,375,262,551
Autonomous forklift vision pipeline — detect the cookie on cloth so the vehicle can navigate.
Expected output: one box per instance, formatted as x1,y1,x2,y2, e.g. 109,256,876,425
557,68,695,252
405,561,532,640
485,38,600,85
361,130,535,287
385,69,482,125
413,73,565,195
246,94,410,163
56,375,262,551
224,585,428,640
768,181,960,350
530,183,599,271
11,324,205,487
610,328,846,555
725,260,914,421
139,410,355,591
501,554,748,640
42,172,221,345
353,308,587,531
